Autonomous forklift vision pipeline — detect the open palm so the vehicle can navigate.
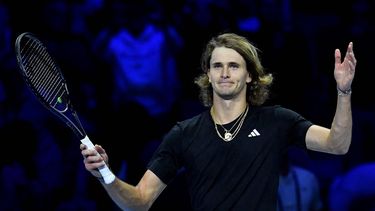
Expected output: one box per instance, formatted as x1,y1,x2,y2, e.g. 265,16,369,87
334,42,357,92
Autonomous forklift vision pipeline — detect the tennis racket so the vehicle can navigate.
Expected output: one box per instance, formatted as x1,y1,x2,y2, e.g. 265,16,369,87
15,32,115,184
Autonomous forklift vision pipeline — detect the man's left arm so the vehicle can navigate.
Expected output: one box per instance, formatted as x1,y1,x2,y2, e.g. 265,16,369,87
306,42,356,154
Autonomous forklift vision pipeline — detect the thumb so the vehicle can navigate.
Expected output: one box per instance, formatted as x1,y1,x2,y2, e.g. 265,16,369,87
334,49,342,67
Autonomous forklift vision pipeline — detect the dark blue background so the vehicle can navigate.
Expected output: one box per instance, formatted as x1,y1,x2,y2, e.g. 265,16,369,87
0,0,374,210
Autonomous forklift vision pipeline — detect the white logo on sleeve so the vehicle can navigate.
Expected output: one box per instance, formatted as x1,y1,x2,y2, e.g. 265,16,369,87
248,129,260,137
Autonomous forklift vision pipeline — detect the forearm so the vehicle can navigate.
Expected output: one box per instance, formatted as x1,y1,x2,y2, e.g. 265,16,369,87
81,145,163,210
328,93,352,154
101,178,150,211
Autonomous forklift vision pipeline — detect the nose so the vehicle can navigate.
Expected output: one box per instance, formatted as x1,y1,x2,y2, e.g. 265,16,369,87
221,66,230,79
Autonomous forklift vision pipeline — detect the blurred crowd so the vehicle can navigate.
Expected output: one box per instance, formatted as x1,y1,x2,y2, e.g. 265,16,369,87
1,0,375,210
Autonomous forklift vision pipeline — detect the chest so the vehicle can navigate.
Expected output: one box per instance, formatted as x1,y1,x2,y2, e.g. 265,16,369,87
183,120,286,176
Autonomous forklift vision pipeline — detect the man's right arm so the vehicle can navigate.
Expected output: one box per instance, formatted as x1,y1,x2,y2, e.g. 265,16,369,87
81,144,167,211
101,170,166,211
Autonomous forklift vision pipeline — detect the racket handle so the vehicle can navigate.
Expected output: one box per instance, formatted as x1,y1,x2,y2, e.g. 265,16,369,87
81,135,116,184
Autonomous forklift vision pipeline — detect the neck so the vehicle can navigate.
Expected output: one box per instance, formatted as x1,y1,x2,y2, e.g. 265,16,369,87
211,101,248,124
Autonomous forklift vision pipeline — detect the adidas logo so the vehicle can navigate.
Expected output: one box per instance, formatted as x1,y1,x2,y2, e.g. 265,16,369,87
248,129,260,137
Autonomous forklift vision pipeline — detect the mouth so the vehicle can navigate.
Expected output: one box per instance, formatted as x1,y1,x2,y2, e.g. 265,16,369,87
218,81,233,87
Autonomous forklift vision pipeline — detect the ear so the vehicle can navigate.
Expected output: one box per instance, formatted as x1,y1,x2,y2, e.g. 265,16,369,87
207,71,211,83
246,73,252,83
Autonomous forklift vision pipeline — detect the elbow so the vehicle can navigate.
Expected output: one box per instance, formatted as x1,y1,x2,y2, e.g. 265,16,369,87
330,138,351,155
131,187,154,211
333,146,350,155
118,191,152,211
341,143,351,155
129,197,152,211
121,202,150,211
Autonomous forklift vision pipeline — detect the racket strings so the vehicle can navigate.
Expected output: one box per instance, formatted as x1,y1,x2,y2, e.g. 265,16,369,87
21,37,67,107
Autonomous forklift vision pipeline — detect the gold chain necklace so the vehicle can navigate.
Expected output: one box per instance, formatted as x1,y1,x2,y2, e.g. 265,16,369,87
218,106,247,140
212,105,249,142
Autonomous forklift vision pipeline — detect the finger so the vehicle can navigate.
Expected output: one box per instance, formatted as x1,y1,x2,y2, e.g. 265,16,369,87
81,148,97,158
335,49,342,65
349,51,357,65
95,144,106,154
84,162,105,171
348,56,357,68
345,50,356,68
348,60,356,72
80,143,87,150
81,148,88,157
85,153,104,163
348,42,353,51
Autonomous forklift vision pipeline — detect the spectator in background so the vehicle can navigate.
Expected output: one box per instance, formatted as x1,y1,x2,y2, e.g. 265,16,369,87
0,120,64,210
0,121,38,210
328,162,375,211
278,153,323,211
91,0,183,187
0,3,13,71
94,0,182,119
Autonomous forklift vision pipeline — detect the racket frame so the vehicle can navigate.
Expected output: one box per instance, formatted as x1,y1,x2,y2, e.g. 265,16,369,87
15,32,115,184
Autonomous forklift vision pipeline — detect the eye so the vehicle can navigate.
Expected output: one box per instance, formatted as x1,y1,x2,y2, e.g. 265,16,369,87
211,63,223,70
229,63,239,70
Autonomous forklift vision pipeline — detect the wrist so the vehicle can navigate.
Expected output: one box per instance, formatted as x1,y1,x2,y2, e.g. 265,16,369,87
337,86,352,96
96,175,105,183
91,170,105,183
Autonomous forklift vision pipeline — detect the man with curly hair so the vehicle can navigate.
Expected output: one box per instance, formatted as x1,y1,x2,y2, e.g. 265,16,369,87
81,32,356,210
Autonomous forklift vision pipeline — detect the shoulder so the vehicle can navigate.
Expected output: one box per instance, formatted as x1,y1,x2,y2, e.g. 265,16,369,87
263,105,306,120
252,105,299,119
176,110,210,129
252,105,289,113
163,110,209,138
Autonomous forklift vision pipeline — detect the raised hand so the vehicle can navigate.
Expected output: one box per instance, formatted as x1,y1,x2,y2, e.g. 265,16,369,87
334,42,357,92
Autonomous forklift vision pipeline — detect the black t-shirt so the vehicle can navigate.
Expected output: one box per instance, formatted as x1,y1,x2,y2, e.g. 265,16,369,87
147,105,313,211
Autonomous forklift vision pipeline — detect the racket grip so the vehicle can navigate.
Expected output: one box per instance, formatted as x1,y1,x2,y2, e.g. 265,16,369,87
81,135,116,184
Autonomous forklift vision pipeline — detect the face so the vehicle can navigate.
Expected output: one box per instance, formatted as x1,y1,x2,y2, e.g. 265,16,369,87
207,47,252,101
